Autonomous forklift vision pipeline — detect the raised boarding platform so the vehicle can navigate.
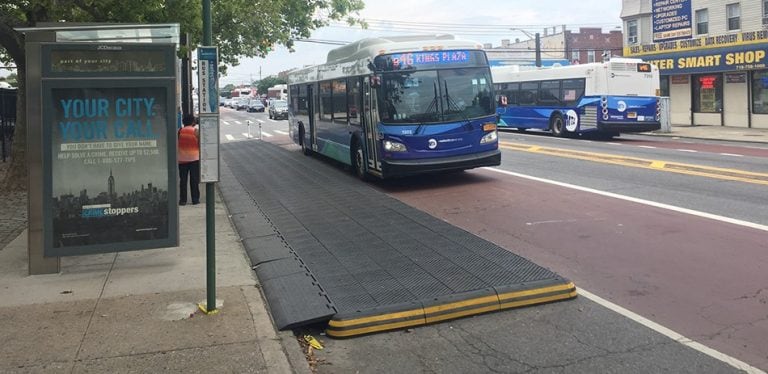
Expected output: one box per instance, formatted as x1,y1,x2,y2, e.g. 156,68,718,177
219,141,576,337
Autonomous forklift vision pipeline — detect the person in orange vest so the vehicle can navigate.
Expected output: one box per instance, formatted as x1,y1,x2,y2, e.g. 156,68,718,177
178,114,200,205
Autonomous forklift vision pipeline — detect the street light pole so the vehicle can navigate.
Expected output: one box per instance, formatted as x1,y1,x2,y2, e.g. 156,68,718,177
510,28,542,68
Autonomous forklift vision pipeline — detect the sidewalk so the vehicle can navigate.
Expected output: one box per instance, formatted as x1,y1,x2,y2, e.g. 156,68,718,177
0,188,311,373
645,124,768,144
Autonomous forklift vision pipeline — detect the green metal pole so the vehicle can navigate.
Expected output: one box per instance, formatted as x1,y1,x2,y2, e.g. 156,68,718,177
202,0,216,314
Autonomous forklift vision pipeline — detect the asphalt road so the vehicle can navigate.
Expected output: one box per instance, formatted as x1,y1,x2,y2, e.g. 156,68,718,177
219,111,766,373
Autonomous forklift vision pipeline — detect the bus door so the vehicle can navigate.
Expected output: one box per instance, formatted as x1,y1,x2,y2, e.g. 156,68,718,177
307,84,317,151
363,78,381,173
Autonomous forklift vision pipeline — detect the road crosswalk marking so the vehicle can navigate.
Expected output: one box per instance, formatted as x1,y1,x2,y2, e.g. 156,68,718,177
223,121,231,126
274,130,288,135
225,134,235,141
261,132,273,137
235,120,242,125
242,132,252,138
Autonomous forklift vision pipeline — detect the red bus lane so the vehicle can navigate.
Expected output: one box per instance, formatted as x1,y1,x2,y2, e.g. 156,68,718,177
381,170,768,370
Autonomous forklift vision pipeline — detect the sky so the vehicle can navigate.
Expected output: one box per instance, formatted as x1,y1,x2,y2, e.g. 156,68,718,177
220,0,624,86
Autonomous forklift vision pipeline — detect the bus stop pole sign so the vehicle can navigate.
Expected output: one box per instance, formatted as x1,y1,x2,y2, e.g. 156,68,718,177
197,46,219,183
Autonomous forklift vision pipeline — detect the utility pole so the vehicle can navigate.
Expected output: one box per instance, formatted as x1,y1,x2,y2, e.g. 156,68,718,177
535,32,541,68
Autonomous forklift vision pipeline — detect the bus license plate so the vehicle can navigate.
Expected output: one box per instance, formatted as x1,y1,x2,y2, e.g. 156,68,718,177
627,112,637,119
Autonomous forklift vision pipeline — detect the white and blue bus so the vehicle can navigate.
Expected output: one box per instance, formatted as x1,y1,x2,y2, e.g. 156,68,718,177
287,34,500,179
492,58,661,137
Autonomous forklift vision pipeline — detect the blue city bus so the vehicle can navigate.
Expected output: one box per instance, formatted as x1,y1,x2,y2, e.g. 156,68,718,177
492,58,661,137
287,35,501,179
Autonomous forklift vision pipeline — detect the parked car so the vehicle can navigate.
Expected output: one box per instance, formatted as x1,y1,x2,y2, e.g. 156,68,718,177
235,97,250,111
247,99,265,112
268,100,288,120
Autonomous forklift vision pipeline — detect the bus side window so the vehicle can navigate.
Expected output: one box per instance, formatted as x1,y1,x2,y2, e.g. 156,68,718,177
562,79,585,106
519,82,537,106
319,81,332,121
332,79,348,124
347,77,361,125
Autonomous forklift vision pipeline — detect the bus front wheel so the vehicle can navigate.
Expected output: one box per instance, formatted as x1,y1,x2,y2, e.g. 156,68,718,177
299,126,311,155
353,141,368,181
550,114,566,137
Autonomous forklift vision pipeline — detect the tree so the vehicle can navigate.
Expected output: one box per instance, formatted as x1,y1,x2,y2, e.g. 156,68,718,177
0,0,365,190
256,76,287,96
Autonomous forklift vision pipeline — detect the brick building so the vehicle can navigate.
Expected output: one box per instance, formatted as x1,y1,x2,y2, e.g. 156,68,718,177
566,27,625,64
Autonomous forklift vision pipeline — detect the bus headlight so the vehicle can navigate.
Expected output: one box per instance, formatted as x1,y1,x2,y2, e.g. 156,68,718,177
383,140,407,152
480,130,498,144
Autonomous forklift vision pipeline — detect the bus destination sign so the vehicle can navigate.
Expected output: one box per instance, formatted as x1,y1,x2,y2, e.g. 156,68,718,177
376,50,472,71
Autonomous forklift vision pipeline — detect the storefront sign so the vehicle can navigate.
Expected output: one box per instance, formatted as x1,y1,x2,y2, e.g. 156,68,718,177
645,44,768,75
725,73,746,83
670,75,689,84
652,0,692,42
41,43,178,257
625,30,768,57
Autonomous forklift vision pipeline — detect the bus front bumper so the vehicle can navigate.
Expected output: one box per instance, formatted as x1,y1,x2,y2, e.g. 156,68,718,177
381,149,501,178
598,121,661,133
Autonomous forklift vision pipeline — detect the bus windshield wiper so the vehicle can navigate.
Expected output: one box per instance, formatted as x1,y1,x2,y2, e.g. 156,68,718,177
443,80,471,124
422,81,441,121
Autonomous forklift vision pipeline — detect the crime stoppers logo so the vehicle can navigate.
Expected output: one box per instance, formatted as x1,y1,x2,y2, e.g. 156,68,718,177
81,204,140,218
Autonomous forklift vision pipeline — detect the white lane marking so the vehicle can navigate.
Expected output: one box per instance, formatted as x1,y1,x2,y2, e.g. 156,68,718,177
257,119,265,123
235,120,242,125
606,142,622,146
267,119,278,123
637,145,657,149
223,121,231,126
261,132,273,138
677,149,698,153
484,167,768,232
578,289,765,374
720,153,744,157
224,134,235,141
242,133,252,138
274,130,288,135
485,169,768,370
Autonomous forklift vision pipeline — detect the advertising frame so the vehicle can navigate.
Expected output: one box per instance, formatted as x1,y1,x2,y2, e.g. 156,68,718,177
40,43,179,257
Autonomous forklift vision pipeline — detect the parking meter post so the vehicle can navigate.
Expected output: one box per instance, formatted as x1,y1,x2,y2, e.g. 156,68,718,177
246,120,251,138
259,122,262,140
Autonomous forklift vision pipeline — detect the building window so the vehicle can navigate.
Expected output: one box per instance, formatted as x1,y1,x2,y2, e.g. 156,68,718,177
764,1,768,25
696,9,708,35
752,70,768,114
587,50,595,63
571,50,579,62
693,74,722,113
727,3,740,31
627,19,638,44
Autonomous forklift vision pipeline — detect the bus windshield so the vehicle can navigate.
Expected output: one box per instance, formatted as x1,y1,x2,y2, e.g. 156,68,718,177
378,67,494,124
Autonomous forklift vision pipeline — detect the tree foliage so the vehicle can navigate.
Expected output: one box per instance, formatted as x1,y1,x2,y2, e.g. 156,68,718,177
0,0,366,189
256,76,287,96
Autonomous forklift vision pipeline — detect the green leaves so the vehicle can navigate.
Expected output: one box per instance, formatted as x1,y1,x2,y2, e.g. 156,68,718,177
0,0,365,69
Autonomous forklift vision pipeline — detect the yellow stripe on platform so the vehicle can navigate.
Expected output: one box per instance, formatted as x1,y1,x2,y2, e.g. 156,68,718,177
326,282,578,337
497,282,577,302
327,307,424,328
499,290,579,310
326,319,426,338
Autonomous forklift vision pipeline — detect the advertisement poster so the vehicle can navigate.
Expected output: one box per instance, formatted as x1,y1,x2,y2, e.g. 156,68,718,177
652,0,692,42
49,86,170,249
